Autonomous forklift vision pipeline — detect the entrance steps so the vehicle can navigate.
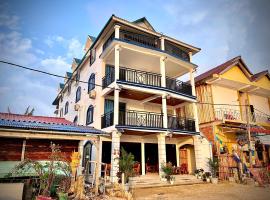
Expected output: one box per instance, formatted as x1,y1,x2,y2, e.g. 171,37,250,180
129,174,204,189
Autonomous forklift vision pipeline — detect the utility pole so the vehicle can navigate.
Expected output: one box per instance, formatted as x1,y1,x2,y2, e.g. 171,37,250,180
245,99,253,169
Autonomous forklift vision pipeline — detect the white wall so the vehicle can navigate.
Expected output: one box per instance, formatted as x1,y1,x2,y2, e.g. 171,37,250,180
249,94,270,115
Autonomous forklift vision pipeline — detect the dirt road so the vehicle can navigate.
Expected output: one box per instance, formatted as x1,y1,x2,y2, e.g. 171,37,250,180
133,183,270,200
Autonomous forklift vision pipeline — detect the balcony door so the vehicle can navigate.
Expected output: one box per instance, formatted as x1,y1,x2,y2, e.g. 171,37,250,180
104,99,126,125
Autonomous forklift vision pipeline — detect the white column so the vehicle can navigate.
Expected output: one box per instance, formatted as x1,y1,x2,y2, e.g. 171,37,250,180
162,94,168,128
160,56,166,88
141,142,145,175
160,37,165,51
21,140,26,161
189,70,196,96
114,44,120,81
98,139,103,176
157,133,166,177
110,131,121,183
114,88,119,125
176,144,180,167
114,25,120,39
78,140,85,175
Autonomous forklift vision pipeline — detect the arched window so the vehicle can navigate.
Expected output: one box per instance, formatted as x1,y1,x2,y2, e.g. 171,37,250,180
75,86,81,103
64,101,69,114
73,116,78,124
86,105,94,125
88,73,95,93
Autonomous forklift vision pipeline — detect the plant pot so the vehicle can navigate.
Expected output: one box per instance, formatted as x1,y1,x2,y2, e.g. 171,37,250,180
206,178,211,183
36,196,52,200
161,177,167,182
58,192,68,200
211,177,218,184
228,177,235,182
124,183,129,192
170,181,174,185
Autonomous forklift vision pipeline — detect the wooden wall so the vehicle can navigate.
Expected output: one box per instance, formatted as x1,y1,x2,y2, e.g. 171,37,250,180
0,138,79,162
0,138,23,161
196,84,215,124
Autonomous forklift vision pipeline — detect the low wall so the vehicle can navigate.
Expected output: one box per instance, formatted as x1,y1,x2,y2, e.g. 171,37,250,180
0,183,24,200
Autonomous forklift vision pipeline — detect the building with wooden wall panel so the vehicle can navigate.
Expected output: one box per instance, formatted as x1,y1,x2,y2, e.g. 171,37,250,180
194,56,270,168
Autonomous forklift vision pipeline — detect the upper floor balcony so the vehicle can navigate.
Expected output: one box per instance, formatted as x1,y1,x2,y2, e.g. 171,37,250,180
103,30,190,62
102,66,193,98
214,106,270,126
101,109,196,134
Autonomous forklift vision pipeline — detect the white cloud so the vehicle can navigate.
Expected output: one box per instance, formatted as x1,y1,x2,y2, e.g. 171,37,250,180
67,38,83,58
0,13,19,29
0,31,37,65
41,56,70,75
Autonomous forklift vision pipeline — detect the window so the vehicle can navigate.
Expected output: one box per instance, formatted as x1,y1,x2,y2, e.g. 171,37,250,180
73,116,78,124
64,101,69,114
76,86,81,103
60,108,63,117
67,82,71,94
88,73,95,92
86,105,94,125
90,49,96,66
76,71,80,83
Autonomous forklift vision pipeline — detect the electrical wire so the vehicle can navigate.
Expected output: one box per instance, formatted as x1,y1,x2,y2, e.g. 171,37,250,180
0,60,258,108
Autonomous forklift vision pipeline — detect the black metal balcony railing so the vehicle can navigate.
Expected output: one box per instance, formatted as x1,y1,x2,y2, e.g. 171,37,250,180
119,67,162,87
101,110,196,133
119,110,163,128
166,77,193,96
102,72,115,89
119,30,160,49
101,66,193,97
101,111,114,129
164,41,190,62
167,115,196,132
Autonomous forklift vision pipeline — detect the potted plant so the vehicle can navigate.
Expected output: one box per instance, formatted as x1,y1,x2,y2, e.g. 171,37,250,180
169,176,175,184
208,157,219,184
161,162,173,182
204,172,211,182
119,147,135,191
8,143,71,200
194,168,204,179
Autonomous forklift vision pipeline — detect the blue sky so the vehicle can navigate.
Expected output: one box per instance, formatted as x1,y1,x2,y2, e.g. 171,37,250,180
0,0,269,116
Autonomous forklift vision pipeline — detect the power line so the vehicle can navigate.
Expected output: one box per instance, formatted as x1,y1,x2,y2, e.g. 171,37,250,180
0,60,256,108
0,60,117,91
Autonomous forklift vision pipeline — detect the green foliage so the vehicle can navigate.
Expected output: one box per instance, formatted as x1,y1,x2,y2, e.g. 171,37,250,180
119,147,135,183
161,162,173,177
208,157,219,178
8,143,71,197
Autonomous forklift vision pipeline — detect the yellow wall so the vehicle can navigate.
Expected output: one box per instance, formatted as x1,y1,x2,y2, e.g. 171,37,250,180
220,65,270,90
215,126,237,154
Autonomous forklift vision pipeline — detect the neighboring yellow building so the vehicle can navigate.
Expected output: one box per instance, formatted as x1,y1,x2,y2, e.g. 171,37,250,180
194,56,270,166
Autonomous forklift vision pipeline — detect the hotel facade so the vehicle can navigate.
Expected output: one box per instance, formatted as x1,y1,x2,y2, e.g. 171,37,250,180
53,15,212,182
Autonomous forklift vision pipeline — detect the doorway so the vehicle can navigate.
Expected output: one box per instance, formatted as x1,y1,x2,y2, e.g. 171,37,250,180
179,144,196,174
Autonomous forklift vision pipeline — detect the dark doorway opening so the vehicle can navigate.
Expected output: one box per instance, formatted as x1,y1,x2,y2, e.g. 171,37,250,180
145,143,158,165
120,142,141,162
102,141,111,164
166,144,176,166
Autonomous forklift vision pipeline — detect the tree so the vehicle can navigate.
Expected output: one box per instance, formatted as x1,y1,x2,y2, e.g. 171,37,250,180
7,105,35,116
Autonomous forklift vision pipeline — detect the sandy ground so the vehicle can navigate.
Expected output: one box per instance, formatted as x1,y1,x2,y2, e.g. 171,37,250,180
132,183,270,200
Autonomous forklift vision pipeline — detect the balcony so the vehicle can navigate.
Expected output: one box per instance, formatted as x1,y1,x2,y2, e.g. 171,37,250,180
101,110,196,133
214,107,270,124
102,66,193,97
102,30,190,62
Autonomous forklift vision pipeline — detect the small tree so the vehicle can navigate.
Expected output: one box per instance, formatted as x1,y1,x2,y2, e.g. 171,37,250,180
119,147,135,183
161,162,173,180
208,157,219,178
8,143,71,197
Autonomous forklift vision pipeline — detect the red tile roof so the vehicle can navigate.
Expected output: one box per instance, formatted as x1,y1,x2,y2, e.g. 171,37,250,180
0,113,72,125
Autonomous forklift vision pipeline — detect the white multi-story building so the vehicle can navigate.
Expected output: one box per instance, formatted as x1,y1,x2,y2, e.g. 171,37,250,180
53,15,211,182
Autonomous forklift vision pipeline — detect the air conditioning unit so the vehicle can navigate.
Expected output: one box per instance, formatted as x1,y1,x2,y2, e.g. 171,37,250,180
74,104,80,111
89,90,96,99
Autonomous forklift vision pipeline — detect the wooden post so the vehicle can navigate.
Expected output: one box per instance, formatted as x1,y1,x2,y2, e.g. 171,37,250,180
94,137,101,195
245,99,253,169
